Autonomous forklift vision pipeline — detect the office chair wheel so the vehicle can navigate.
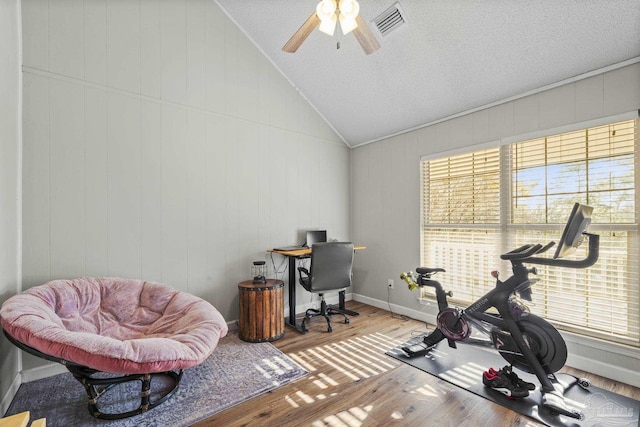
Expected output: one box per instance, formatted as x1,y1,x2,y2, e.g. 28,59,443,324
327,326,333,332
345,318,350,324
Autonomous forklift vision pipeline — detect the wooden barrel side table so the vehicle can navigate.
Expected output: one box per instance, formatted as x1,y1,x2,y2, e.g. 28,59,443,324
238,279,285,342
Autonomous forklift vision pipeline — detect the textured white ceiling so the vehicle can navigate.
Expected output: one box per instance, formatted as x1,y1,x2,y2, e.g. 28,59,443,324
215,0,640,147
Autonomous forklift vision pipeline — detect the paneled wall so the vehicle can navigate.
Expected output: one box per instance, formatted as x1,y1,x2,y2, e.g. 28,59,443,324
21,0,350,370
0,0,21,411
351,62,640,385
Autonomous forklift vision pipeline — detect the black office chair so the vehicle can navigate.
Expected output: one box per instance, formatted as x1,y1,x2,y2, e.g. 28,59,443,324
297,242,355,333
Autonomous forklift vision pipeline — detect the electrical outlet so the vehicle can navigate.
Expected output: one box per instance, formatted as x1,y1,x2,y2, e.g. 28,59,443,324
387,279,394,289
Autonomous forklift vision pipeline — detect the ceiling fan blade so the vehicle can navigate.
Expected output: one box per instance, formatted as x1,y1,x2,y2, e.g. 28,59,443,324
353,15,381,55
282,12,321,53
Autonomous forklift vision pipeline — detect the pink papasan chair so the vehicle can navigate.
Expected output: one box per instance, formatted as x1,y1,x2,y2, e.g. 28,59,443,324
0,277,228,420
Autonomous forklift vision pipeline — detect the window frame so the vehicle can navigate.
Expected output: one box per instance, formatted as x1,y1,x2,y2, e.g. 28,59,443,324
419,114,639,347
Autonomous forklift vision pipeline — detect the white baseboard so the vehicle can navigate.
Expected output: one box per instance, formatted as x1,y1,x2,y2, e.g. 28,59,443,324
567,352,640,389
0,372,21,415
352,293,436,324
352,292,640,388
21,362,67,383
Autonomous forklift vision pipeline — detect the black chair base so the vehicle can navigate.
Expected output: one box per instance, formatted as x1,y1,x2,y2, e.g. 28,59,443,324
68,365,183,420
3,330,182,420
301,297,350,333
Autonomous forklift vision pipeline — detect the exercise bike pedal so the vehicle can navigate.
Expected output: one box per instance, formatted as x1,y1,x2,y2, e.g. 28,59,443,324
542,390,584,420
401,341,435,358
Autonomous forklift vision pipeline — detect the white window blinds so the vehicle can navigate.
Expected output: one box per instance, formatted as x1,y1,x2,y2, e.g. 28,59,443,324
421,119,639,347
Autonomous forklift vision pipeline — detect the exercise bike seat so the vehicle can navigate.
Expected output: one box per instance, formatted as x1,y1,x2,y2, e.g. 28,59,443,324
416,267,446,275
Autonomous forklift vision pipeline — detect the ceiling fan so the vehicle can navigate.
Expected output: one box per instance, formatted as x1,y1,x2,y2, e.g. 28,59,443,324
282,0,381,55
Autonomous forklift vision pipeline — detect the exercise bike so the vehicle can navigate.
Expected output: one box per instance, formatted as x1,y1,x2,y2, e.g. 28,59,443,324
399,203,599,420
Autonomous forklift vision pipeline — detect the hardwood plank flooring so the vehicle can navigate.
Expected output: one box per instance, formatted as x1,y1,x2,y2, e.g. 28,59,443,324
195,301,639,427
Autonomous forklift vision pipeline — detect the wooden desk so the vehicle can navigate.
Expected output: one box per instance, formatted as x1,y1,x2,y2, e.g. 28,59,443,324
268,245,365,333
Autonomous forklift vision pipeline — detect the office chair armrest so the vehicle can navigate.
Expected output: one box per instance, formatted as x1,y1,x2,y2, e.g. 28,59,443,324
298,266,310,278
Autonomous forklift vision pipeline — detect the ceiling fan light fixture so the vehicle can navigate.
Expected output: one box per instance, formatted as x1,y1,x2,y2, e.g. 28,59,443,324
316,0,338,35
319,13,337,35
338,0,359,18
316,0,336,21
338,0,359,34
339,14,358,35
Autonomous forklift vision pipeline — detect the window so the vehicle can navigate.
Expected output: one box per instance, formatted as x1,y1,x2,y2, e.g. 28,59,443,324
421,119,639,346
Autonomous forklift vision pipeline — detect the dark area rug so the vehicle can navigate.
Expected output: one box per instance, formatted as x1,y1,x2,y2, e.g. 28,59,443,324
387,336,639,427
4,332,308,427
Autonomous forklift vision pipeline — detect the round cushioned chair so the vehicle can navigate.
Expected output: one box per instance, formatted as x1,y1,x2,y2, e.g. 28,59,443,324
0,277,228,420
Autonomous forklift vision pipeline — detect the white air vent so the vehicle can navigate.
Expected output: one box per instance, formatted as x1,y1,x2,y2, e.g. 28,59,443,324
373,2,406,37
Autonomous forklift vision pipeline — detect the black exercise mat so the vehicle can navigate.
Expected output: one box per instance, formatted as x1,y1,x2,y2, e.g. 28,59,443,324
386,336,639,427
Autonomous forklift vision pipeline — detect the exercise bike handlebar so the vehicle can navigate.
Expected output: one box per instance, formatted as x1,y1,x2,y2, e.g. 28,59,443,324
500,241,556,261
500,243,544,260
501,233,599,269
527,232,599,269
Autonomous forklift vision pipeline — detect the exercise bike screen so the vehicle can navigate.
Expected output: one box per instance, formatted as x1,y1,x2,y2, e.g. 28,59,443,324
553,203,593,259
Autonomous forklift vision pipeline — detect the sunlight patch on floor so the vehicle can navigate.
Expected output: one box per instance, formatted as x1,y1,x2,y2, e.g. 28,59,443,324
330,339,396,372
306,347,362,381
287,352,316,372
295,390,315,404
282,333,406,410
313,378,329,389
438,362,486,389
391,410,404,420
318,372,339,386
311,404,373,427
413,383,439,397
285,394,300,408
286,332,401,384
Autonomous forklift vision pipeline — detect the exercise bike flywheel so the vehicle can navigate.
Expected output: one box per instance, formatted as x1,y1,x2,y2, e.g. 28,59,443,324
492,314,567,374
437,307,472,341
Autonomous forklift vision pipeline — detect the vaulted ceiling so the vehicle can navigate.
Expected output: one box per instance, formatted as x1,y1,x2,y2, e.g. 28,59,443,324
215,1,640,147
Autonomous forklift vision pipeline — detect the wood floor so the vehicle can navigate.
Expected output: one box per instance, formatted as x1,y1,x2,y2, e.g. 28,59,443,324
194,301,640,427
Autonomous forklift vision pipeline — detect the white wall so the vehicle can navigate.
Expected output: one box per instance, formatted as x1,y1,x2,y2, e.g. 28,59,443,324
0,0,22,414
351,62,640,386
20,0,351,371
